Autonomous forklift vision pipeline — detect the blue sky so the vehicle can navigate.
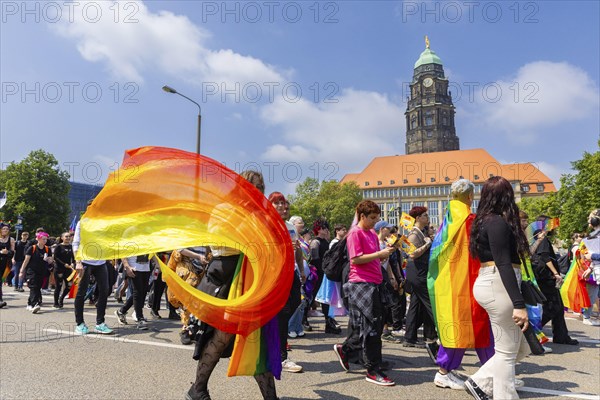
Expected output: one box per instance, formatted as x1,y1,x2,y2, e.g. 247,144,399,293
1,1,599,195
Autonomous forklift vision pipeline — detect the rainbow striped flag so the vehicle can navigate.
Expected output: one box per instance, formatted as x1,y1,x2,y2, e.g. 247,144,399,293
560,243,591,313
428,200,490,349
76,146,295,337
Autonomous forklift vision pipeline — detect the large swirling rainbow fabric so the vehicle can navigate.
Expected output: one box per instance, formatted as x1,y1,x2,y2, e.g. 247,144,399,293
76,146,295,338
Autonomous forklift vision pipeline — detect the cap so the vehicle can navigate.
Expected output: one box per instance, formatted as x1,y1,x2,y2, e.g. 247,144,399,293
374,220,393,232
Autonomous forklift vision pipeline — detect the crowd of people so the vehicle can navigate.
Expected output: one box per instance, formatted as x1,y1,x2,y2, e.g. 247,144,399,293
1,174,599,400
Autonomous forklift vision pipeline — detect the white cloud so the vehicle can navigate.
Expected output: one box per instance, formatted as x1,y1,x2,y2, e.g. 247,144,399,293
259,89,405,174
470,61,599,142
53,1,284,85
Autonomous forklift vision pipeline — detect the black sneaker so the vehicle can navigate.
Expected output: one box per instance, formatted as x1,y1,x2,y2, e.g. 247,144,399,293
465,378,490,400
302,319,313,332
365,369,395,386
403,340,426,348
168,310,180,320
180,329,194,345
382,333,402,343
185,386,211,400
553,337,579,345
426,341,440,363
333,344,349,371
0,301,7,309
150,310,162,319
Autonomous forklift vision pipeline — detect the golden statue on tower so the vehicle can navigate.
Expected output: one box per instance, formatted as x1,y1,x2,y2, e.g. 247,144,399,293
425,35,430,49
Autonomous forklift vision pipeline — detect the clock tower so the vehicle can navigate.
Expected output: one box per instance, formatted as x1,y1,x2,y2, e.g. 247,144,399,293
405,38,460,154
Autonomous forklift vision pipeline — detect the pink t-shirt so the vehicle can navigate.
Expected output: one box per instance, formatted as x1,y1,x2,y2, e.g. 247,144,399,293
346,226,382,284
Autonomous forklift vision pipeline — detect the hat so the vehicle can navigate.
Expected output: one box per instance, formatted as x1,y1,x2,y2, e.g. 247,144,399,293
374,221,393,232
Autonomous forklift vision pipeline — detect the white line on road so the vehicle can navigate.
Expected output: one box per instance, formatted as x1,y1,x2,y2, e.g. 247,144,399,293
44,328,192,350
518,386,600,400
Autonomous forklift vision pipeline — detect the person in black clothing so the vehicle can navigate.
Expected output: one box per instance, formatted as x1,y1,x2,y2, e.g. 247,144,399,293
465,176,531,400
0,222,16,308
309,218,342,334
12,231,30,292
52,232,75,308
19,232,53,313
403,206,437,348
532,216,578,345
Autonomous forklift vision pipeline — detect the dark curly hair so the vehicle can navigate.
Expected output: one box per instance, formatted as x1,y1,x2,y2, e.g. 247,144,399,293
469,176,530,260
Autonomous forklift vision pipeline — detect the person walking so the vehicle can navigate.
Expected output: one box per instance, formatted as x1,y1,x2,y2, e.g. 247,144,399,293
465,176,531,400
18,231,53,313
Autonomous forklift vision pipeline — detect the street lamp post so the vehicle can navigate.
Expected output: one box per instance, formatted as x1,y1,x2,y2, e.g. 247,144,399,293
162,85,202,154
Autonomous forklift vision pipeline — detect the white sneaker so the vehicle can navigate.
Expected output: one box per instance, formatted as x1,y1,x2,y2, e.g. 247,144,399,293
391,329,405,337
288,331,298,338
31,304,41,314
308,309,324,317
515,378,524,388
26,305,33,311
434,371,465,390
281,359,303,373
583,318,600,326
542,345,553,353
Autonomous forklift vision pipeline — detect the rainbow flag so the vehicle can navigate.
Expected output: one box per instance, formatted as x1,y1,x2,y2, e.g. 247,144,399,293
76,146,295,337
525,218,560,245
226,256,281,378
428,200,490,349
560,243,591,313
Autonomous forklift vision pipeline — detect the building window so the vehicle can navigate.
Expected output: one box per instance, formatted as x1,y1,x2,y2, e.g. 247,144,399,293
442,200,449,214
402,202,411,214
442,116,448,125
377,181,382,186
427,131,433,138
414,201,424,207
425,111,433,126
471,200,480,213
428,201,439,227
365,182,370,186
521,184,530,193
411,115,417,129
390,180,395,185
537,184,544,192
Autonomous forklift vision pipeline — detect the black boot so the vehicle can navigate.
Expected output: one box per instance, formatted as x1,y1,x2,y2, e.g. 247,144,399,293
325,317,342,334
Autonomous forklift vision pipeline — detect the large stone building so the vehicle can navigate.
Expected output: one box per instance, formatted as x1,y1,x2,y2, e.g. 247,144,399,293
342,39,556,227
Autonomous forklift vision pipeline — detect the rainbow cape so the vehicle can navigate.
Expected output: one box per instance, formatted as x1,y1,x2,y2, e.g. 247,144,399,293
76,146,295,337
560,242,591,313
428,200,490,349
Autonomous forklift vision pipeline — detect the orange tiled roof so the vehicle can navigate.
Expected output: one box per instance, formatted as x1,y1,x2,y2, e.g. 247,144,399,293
341,148,556,193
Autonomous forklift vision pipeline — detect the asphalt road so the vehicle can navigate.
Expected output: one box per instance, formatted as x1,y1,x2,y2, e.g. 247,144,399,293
1,289,599,400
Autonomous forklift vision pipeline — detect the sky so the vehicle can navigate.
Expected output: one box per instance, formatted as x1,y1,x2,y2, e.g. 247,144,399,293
1,0,599,195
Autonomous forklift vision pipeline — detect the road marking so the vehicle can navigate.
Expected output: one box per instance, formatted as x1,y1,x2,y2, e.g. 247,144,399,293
518,386,600,400
44,328,192,350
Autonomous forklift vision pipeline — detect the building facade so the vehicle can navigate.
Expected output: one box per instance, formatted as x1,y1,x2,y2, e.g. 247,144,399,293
68,182,103,221
342,40,556,228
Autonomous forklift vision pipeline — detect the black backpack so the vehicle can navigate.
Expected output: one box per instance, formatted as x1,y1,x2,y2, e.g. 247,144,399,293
322,237,349,282
557,248,572,275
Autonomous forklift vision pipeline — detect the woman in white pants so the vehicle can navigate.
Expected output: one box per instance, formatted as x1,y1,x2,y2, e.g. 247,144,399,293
466,176,531,400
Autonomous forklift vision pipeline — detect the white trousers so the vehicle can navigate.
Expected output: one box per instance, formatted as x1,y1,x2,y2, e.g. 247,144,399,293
471,266,530,399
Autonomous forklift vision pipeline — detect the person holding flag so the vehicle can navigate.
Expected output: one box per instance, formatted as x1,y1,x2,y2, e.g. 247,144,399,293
427,179,494,390
0,222,15,308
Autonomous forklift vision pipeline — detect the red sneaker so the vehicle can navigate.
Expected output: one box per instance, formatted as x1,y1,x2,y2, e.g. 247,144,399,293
333,344,349,371
366,370,395,386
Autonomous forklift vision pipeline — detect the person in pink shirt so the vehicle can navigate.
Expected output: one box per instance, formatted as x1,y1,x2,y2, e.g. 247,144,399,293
333,200,396,386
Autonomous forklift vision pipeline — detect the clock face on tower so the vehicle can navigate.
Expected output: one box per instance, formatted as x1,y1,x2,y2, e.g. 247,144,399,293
423,78,433,88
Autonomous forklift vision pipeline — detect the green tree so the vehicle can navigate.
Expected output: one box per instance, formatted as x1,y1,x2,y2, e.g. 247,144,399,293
0,150,71,234
519,141,600,242
288,178,362,228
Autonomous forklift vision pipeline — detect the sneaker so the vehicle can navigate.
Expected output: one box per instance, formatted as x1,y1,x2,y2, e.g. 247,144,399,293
515,378,524,388
288,331,298,338
297,331,305,337
180,329,194,345
94,323,114,335
75,323,89,335
17,287,25,292
114,310,128,325
583,318,600,326
168,310,180,320
391,329,405,337
542,345,553,353
403,340,426,348
426,341,440,363
31,304,41,314
131,311,137,321
464,378,490,400
434,371,465,390
381,333,402,343
0,301,6,309
136,318,149,330
26,305,33,311
185,387,211,400
41,289,51,295
365,369,395,386
308,309,324,317
53,304,61,309
333,344,349,371
302,320,313,332
150,310,162,319
281,359,303,373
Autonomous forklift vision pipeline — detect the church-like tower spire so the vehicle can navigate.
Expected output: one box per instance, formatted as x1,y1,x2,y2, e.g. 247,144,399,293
405,39,460,154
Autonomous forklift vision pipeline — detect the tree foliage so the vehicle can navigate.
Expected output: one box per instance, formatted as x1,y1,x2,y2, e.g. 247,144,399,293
519,141,600,242
288,178,362,228
0,150,71,234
